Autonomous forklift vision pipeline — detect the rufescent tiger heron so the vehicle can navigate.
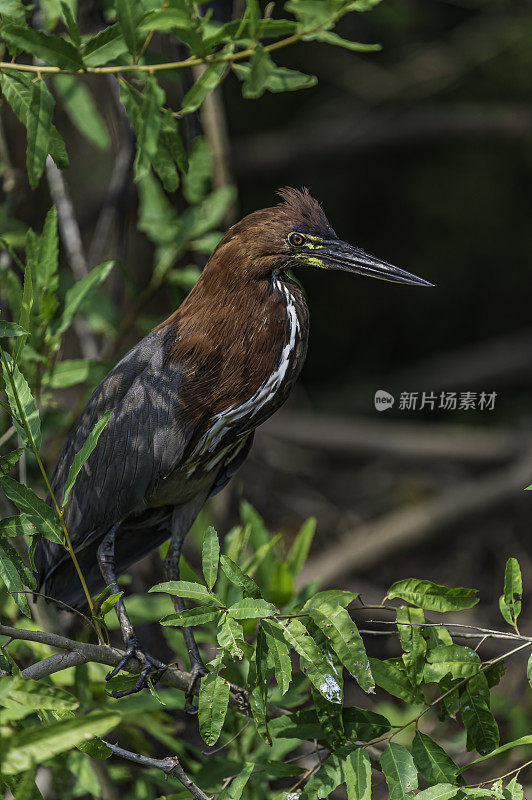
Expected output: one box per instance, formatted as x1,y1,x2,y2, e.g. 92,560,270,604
35,188,431,703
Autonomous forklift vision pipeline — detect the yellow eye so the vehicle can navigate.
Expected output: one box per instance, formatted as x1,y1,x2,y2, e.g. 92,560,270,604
289,232,305,247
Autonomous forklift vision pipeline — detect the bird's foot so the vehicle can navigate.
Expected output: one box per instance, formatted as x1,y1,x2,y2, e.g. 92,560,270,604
105,637,168,698
184,660,208,715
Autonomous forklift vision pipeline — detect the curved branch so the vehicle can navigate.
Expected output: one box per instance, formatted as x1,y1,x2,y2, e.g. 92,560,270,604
0,623,285,718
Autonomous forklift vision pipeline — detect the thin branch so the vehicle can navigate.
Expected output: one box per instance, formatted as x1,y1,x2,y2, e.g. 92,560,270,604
0,22,325,78
102,741,212,800
45,156,99,360
0,425,15,448
0,623,277,718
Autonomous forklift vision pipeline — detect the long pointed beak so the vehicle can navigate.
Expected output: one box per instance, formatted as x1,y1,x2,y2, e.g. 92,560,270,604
318,241,433,287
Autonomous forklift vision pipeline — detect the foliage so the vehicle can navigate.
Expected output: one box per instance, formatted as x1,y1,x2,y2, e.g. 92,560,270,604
0,1,531,798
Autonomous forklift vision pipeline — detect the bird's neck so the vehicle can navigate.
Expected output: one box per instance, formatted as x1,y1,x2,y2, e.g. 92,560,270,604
157,269,309,431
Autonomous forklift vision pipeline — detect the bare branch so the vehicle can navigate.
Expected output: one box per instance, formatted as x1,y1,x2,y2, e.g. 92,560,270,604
102,741,212,800
45,157,99,360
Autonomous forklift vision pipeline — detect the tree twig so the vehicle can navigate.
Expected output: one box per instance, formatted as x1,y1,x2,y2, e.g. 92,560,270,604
102,741,212,800
45,156,99,360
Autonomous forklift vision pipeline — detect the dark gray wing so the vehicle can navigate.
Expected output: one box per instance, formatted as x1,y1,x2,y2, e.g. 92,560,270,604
35,328,191,590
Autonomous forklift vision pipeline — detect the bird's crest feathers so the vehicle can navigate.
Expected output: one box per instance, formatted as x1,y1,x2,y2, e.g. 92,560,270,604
276,186,336,238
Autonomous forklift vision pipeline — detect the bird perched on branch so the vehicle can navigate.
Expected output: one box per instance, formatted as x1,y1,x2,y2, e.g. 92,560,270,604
35,187,431,702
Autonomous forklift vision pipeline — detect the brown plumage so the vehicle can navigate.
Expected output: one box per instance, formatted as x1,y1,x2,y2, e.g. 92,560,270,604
34,187,430,699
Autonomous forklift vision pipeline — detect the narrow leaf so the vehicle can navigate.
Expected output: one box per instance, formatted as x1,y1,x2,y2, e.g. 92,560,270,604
2,711,121,775
202,525,219,591
55,261,114,337
369,657,419,703
461,688,499,755
26,80,54,189
160,605,221,627
0,449,24,478
133,78,165,181
287,516,315,575
0,321,28,339
181,61,226,114
149,579,223,605
116,0,141,56
0,475,64,545
0,538,35,617
412,731,462,785
0,515,36,538
219,762,254,800
380,742,418,800
227,597,276,619
387,578,478,612
2,355,41,450
261,619,292,695
198,672,230,746
61,410,113,508
1,26,83,70
308,601,374,692
344,748,372,800
280,617,342,703
54,76,110,150
219,554,261,598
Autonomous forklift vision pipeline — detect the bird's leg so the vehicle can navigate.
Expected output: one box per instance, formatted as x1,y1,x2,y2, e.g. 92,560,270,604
97,523,167,698
164,524,207,714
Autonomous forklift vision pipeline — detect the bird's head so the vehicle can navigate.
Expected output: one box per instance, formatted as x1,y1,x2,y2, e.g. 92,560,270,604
210,187,431,287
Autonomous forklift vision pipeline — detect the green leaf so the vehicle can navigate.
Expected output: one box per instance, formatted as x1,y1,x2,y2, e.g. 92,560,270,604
344,748,372,800
380,742,418,800
217,614,244,659
0,71,68,170
61,410,113,508
414,787,460,800
2,710,121,775
12,259,32,363
202,525,219,591
219,554,261,598
387,578,479,612
311,683,346,748
0,449,24,478
149,580,223,605
1,26,83,70
368,657,419,703
307,601,374,692
499,557,522,628
424,645,481,683
82,24,128,67
0,537,35,617
0,514,36,537
279,617,342,703
0,675,77,710
2,355,41,450
198,672,230,746
182,136,211,204
132,78,165,181
54,75,110,150
25,80,54,189
137,7,191,32
0,321,28,339
99,591,123,617
55,261,114,337
219,762,254,800
116,0,141,56
160,605,221,627
458,735,532,772
412,731,461,785
261,619,292,695
181,61,226,114
461,688,499,755
227,597,276,619
235,47,316,98
302,589,360,611
397,605,426,686
287,516,316,575
42,359,107,389
34,205,58,293
299,749,345,799
60,2,81,47
0,475,64,545
305,30,381,51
